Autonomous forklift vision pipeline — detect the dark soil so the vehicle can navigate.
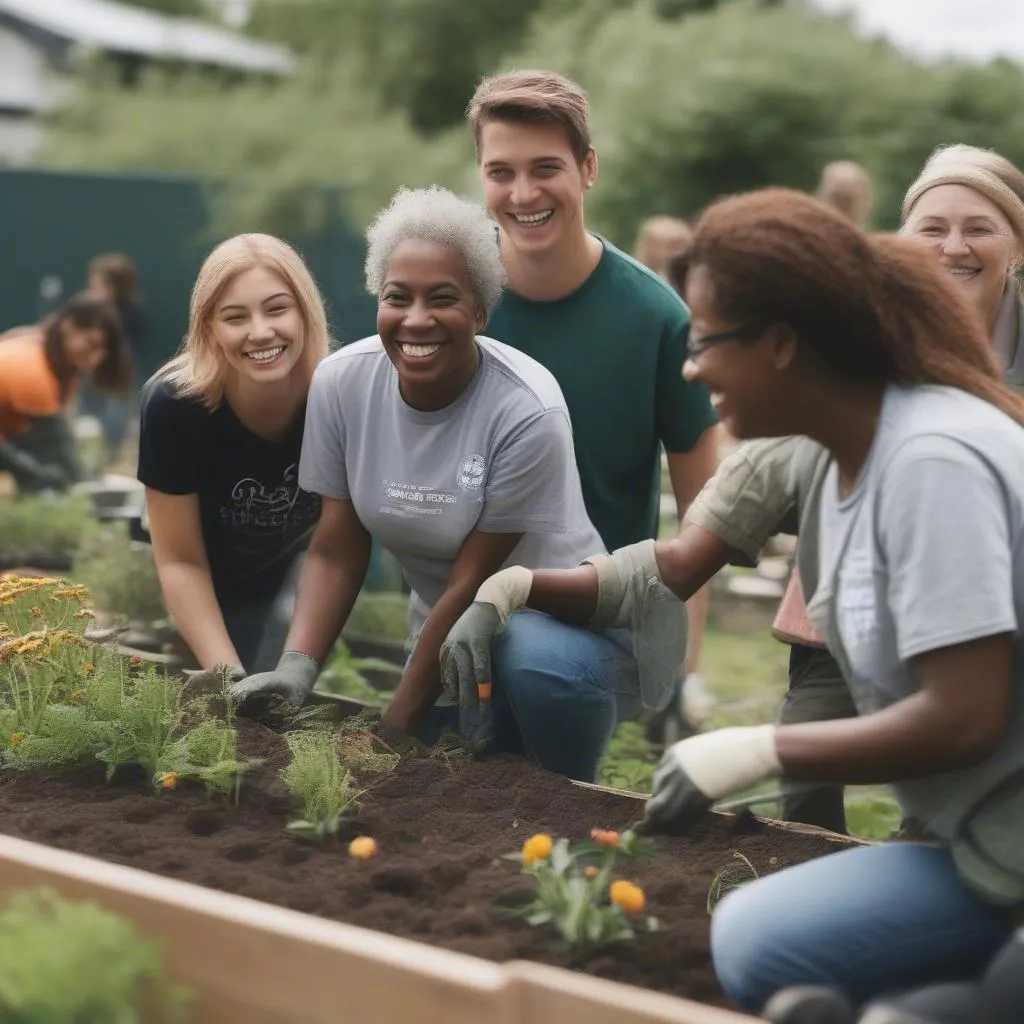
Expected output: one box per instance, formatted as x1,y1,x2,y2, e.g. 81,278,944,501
0,721,847,1008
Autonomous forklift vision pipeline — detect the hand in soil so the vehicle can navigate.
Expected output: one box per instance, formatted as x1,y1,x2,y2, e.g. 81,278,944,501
182,664,246,698
228,651,320,717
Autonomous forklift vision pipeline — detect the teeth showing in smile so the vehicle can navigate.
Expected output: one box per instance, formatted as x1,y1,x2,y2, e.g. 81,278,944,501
948,267,979,276
400,343,441,358
246,346,284,362
512,209,554,225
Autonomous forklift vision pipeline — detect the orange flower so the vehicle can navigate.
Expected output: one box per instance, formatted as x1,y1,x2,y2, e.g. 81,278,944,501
590,828,620,847
158,772,179,790
521,833,553,866
349,836,378,860
69,690,84,704
8,732,24,751
609,880,646,915
83,663,96,675
584,865,600,880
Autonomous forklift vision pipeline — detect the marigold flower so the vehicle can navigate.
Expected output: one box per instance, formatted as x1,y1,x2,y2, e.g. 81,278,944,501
349,836,378,860
609,880,645,915
9,732,24,751
158,772,179,790
522,833,553,866
83,663,96,674
590,828,620,847
130,656,143,666
584,865,600,880
29,607,43,617
69,690,84,704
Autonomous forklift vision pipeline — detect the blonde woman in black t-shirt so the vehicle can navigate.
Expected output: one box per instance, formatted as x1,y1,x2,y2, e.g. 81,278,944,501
137,234,329,677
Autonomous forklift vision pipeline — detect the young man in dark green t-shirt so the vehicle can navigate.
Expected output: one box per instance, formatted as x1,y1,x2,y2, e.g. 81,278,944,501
467,70,718,733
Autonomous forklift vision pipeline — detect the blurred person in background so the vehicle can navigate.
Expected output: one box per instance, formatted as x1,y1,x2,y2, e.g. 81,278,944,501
815,159,874,227
0,294,127,496
634,215,694,280
86,252,147,467
137,234,328,679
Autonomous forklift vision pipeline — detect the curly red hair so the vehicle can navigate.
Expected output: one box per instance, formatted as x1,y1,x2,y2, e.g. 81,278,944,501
688,188,1024,426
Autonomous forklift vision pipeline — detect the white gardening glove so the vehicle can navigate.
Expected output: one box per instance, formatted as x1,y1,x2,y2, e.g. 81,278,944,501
439,566,533,741
642,725,781,833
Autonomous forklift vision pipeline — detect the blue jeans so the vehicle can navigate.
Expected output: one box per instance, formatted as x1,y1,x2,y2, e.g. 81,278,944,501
420,610,642,782
712,842,1015,1013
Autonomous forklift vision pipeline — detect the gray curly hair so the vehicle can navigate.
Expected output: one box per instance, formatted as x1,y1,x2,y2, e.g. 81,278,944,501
365,186,506,319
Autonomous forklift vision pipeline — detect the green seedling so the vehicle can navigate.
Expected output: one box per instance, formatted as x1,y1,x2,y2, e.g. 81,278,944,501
157,715,261,801
0,887,189,1023
316,639,400,706
281,728,366,840
506,829,660,948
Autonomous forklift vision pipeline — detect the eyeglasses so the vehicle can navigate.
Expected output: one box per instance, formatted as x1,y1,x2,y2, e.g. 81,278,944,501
686,321,771,360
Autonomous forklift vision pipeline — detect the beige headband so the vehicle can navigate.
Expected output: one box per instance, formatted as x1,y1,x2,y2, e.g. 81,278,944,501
902,160,1024,242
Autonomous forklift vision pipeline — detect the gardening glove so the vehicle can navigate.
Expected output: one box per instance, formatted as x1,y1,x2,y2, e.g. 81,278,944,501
641,725,781,833
228,650,320,715
440,566,532,741
0,442,67,492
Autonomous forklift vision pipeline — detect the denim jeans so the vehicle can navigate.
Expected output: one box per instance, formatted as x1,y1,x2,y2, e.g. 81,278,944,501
711,841,1015,1013
419,609,642,782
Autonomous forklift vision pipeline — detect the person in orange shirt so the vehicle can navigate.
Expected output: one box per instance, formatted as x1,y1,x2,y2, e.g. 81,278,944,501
0,293,128,494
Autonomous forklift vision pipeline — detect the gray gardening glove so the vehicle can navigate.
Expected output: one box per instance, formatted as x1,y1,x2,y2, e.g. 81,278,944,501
440,566,532,742
227,650,320,716
641,726,781,834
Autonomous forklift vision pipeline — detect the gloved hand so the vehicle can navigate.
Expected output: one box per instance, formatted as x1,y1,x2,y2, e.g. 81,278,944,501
439,566,532,741
0,443,67,492
227,650,320,715
641,725,781,833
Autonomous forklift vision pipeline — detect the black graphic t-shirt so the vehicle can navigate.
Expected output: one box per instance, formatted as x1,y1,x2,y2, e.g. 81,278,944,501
137,376,321,598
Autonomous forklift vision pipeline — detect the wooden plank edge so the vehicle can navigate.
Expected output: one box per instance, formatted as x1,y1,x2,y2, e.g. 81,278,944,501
0,833,510,1024
507,961,762,1024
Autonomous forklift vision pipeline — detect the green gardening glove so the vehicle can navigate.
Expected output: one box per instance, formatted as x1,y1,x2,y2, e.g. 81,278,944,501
227,651,320,716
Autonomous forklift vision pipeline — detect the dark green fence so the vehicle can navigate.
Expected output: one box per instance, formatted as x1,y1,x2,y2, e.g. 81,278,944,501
0,168,377,386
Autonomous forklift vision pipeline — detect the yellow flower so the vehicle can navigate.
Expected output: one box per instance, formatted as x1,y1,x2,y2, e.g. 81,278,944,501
609,880,646,915
584,865,600,880
69,690,84,704
9,732,24,751
521,833,553,866
349,836,378,860
157,772,179,790
83,663,96,675
29,607,43,618
590,828,620,847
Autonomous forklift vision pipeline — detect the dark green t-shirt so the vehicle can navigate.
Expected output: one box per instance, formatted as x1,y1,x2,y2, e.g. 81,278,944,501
485,238,717,551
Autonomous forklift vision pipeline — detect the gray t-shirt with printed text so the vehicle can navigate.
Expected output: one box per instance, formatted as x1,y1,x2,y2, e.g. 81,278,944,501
299,335,605,633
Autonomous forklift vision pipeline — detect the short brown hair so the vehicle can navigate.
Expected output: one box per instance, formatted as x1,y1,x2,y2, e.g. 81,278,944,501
43,292,130,398
690,187,1024,427
88,252,140,305
467,69,592,164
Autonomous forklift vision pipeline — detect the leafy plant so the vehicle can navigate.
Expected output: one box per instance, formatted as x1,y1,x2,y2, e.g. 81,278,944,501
0,887,189,1023
157,716,261,801
316,639,400,706
280,728,366,840
706,850,760,915
506,829,659,947
73,523,167,627
0,497,93,561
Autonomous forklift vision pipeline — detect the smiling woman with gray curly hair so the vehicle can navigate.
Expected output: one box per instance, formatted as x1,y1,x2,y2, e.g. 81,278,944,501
231,187,636,789
365,185,506,321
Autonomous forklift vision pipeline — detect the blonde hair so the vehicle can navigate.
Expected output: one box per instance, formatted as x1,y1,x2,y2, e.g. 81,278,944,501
815,161,874,226
163,234,329,409
633,215,693,275
468,69,592,164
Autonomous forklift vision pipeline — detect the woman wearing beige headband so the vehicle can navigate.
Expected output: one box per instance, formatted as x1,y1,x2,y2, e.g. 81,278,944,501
902,144,1024,378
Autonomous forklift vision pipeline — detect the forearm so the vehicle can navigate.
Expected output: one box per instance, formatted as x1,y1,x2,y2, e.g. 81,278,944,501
684,586,710,675
157,562,240,670
386,584,477,728
526,564,600,623
283,546,367,665
776,690,1001,784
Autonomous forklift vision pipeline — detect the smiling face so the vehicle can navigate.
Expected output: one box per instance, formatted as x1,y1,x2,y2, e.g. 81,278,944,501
904,184,1022,330
478,120,595,259
211,265,305,385
377,238,484,410
681,264,793,440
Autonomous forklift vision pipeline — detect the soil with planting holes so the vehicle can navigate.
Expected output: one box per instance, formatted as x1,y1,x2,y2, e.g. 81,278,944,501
0,720,848,1007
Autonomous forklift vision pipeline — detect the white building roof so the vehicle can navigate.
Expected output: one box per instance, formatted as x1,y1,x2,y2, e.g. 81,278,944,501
0,0,293,74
